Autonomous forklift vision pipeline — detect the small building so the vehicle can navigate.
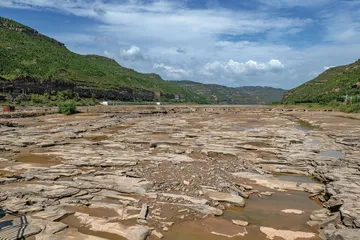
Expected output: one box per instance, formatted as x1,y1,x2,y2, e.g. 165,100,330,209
100,101,109,106
174,94,180,100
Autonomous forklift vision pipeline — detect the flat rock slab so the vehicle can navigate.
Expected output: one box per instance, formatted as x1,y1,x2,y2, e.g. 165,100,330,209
32,207,74,222
30,218,68,234
204,190,245,207
260,226,315,240
70,175,153,195
324,229,360,240
161,193,209,205
233,172,324,193
74,212,151,240
281,209,305,215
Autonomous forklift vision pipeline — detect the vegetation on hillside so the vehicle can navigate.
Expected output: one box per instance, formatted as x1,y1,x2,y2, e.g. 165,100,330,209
175,80,285,104
283,59,360,104
0,16,285,105
0,16,196,101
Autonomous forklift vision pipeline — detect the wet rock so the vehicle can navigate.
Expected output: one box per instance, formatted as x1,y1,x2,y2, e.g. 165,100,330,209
228,186,249,198
204,189,245,207
233,172,324,193
32,207,74,221
324,229,360,240
319,213,341,229
31,218,68,234
231,219,249,226
307,220,320,227
281,209,304,215
260,191,274,196
151,230,164,239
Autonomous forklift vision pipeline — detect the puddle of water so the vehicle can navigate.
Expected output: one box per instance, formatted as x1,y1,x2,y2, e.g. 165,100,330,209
320,150,344,158
296,120,317,132
309,140,320,145
232,125,254,131
161,187,321,240
222,191,320,232
159,218,265,240
61,215,127,240
84,135,109,142
276,175,317,184
15,154,62,166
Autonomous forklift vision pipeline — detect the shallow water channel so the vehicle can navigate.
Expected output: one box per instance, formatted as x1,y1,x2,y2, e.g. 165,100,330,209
159,176,322,240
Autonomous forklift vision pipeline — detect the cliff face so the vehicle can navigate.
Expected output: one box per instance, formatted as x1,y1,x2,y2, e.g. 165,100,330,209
0,77,156,101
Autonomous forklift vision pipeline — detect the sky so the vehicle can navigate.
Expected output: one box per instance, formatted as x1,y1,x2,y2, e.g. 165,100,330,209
1,0,360,89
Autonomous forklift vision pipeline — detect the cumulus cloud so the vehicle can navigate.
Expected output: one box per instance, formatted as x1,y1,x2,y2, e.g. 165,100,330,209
153,63,191,78
201,59,284,77
2,0,359,88
120,46,144,61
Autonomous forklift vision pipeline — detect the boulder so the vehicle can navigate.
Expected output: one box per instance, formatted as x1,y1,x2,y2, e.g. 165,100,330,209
324,229,360,240
204,189,245,207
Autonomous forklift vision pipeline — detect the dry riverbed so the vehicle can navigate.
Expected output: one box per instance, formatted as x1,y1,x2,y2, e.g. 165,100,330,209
0,105,359,240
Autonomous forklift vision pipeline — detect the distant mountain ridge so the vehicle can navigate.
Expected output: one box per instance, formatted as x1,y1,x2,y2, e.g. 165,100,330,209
174,80,285,104
283,59,360,104
0,16,286,105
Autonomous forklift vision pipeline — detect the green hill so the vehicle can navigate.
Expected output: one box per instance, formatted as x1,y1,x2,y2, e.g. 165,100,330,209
174,80,285,104
283,59,360,104
0,16,199,103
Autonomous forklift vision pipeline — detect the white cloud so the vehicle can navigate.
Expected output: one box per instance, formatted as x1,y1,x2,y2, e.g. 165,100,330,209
153,63,191,78
324,66,335,70
201,59,284,77
120,46,144,61
1,0,359,88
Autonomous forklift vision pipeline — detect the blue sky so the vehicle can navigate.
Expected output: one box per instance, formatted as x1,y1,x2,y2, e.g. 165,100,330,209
1,0,360,89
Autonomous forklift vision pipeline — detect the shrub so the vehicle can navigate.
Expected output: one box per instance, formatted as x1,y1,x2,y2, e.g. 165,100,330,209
339,103,360,113
58,100,77,115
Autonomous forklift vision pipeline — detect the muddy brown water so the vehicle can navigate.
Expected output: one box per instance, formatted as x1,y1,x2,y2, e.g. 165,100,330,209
161,176,321,240
84,135,109,142
296,119,318,132
276,175,318,184
15,154,62,166
61,215,127,240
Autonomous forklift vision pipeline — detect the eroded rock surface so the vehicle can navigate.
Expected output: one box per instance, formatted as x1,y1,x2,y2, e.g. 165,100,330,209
0,106,359,239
